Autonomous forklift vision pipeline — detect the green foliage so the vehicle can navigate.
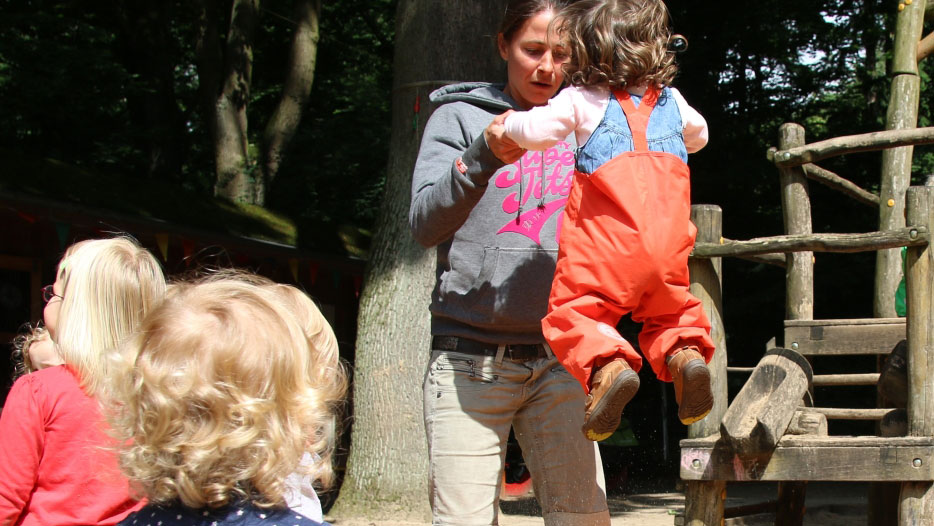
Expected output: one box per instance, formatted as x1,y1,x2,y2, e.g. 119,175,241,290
0,148,297,245
265,0,395,252
0,1,135,169
666,0,932,355
0,0,930,270
0,0,395,256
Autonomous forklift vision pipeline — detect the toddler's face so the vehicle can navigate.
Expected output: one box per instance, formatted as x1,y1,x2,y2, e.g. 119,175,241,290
28,332,63,370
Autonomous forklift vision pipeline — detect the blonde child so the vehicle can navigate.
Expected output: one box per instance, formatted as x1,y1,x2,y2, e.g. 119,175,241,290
503,0,715,441
267,283,347,521
0,237,165,525
107,277,346,525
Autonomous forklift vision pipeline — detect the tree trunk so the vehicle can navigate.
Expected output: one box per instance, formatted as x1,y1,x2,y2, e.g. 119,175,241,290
212,0,259,204
330,0,505,519
259,0,321,205
874,0,924,318
111,0,187,181
195,0,223,151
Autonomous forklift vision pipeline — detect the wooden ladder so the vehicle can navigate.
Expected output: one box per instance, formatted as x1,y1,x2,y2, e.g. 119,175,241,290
680,2,934,525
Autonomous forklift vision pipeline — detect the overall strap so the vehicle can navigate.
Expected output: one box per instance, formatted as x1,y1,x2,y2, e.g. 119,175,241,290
613,87,660,152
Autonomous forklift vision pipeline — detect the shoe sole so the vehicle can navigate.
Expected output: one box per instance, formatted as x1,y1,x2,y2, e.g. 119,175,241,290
678,359,713,425
582,370,640,441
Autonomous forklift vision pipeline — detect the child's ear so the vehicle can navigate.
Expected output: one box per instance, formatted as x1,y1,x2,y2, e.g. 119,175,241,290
497,33,509,61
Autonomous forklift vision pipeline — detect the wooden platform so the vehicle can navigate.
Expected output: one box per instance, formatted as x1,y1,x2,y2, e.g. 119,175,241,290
681,434,934,482
784,318,905,356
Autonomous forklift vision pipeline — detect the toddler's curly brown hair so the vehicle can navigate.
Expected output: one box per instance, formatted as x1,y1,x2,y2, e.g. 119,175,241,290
559,0,678,89
10,324,49,380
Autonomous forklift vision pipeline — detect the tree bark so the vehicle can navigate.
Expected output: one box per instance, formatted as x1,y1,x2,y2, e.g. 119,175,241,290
195,0,224,163
875,0,925,319
331,0,504,519
212,0,259,204
771,127,934,168
259,0,321,205
111,0,187,181
692,227,929,259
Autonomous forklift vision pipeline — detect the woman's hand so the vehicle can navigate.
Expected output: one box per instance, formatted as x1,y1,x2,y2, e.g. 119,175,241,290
485,110,526,164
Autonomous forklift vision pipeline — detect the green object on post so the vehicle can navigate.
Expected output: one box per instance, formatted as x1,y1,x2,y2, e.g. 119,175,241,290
895,246,907,317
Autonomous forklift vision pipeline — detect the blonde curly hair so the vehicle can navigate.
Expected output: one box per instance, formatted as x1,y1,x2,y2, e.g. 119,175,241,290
266,283,348,490
559,0,677,89
108,278,347,510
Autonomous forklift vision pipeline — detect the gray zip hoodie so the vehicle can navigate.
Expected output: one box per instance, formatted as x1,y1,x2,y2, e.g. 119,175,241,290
409,82,577,344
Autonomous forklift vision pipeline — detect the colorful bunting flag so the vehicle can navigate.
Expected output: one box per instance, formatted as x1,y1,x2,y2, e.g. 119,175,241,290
155,233,169,262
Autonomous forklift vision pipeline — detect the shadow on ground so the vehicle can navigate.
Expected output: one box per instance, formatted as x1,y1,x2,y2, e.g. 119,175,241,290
501,481,869,525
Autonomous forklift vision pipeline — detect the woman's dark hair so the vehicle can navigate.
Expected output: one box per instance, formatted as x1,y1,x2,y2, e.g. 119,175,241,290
499,0,569,42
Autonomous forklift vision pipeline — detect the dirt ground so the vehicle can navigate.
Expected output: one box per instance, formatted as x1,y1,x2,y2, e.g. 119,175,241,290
325,481,868,526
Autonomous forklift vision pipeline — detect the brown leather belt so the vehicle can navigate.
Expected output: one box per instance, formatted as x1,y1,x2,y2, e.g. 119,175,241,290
431,335,548,361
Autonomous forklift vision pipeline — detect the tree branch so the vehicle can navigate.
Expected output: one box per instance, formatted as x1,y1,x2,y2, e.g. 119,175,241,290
260,0,321,204
691,227,929,259
769,127,934,168
800,163,880,207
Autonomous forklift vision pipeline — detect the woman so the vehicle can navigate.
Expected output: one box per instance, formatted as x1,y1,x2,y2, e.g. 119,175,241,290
409,1,611,524
0,237,165,526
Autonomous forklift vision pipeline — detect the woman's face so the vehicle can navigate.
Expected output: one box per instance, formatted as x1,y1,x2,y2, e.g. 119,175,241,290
498,10,569,110
43,273,63,340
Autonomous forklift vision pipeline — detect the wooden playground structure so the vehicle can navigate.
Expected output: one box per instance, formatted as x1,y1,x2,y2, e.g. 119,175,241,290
680,2,934,525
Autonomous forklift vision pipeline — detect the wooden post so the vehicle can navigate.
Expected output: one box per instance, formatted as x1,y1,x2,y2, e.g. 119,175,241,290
905,186,934,436
899,483,934,523
875,0,927,318
776,482,808,526
683,482,725,526
880,4,929,525
688,204,728,438
777,123,812,526
899,185,934,525
683,204,727,525
778,123,814,321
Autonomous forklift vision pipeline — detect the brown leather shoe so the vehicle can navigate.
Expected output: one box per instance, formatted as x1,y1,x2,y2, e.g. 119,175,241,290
582,359,640,441
668,346,713,425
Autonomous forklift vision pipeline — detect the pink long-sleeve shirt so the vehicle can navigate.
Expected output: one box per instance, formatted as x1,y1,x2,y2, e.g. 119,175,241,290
504,84,708,154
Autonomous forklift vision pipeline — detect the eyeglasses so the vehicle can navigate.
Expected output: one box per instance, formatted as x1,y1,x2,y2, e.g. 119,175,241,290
41,284,63,303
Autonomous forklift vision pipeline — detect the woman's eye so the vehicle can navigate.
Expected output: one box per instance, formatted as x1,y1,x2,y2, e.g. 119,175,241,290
553,51,570,62
524,48,544,57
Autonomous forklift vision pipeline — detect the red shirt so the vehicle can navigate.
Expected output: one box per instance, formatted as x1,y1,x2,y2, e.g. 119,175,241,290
0,366,143,526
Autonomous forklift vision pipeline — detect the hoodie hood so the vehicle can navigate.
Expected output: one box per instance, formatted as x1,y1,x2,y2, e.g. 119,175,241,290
429,82,517,112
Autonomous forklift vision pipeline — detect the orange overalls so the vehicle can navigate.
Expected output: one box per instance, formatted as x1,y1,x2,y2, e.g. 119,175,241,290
542,87,715,393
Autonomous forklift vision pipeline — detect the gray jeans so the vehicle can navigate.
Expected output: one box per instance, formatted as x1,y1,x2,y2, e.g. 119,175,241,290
423,349,610,526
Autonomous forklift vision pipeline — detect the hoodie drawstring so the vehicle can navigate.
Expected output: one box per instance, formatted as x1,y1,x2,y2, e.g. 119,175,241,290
516,151,547,225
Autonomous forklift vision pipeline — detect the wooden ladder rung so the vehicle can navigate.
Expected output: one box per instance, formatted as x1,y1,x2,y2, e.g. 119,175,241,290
784,318,905,356
681,435,934,482
812,373,880,386
730,371,883,386
808,407,895,420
